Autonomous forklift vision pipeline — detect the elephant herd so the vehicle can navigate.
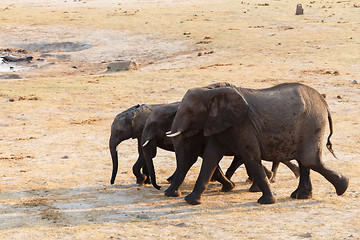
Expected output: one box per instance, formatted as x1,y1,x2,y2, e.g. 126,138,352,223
109,82,349,205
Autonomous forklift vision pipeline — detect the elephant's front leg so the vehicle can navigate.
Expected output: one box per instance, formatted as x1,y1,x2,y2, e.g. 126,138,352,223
185,138,224,205
165,136,202,197
164,149,198,197
244,156,276,204
133,139,147,184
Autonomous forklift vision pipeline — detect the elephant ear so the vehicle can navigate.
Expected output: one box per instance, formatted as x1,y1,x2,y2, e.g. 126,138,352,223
204,88,248,137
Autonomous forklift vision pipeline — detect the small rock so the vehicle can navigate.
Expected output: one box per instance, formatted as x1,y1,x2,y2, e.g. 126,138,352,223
61,155,69,159
107,60,138,72
137,213,150,219
298,232,312,238
2,55,33,62
296,4,304,15
352,80,358,84
321,93,326,98
337,95,342,99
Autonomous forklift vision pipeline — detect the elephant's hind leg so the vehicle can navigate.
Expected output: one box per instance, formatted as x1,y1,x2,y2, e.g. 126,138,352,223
310,159,349,196
291,162,312,199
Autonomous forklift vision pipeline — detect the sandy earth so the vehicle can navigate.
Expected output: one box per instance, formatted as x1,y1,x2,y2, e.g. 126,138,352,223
0,0,359,239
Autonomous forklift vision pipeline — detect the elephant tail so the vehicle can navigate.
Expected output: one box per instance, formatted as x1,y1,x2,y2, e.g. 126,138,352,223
326,109,337,159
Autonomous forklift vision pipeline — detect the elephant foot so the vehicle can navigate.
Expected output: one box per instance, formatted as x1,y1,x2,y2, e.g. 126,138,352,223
335,175,349,196
291,188,313,199
221,181,235,192
257,194,276,204
136,174,148,185
164,189,181,197
185,192,201,205
249,182,261,192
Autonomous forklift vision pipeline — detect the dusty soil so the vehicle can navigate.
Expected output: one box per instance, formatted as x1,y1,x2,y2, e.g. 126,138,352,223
0,0,359,239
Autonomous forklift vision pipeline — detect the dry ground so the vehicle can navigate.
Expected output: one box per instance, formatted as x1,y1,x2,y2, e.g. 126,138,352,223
0,0,359,239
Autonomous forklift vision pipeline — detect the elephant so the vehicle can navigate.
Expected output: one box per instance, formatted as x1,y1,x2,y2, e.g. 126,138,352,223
140,83,299,194
166,82,349,205
109,104,159,185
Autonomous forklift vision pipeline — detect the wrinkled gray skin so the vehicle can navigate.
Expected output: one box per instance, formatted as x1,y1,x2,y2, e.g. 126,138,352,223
109,104,157,185
167,82,349,205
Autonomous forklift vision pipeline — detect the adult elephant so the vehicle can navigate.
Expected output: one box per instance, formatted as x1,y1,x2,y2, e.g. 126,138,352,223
142,83,299,194
166,82,349,205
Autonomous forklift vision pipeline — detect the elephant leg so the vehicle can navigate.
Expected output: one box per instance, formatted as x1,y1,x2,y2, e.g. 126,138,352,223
185,138,224,205
165,138,200,197
225,156,244,180
133,151,147,185
244,163,253,183
212,165,235,192
291,161,312,199
164,154,197,197
143,140,161,189
309,157,349,196
142,163,151,184
244,157,276,204
249,164,273,192
270,162,280,183
283,161,300,178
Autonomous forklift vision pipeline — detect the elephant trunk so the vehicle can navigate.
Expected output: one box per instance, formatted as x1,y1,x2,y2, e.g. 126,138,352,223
109,135,121,185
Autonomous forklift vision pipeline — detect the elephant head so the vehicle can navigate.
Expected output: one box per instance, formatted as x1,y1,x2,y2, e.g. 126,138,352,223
167,87,249,138
140,102,179,189
109,104,152,185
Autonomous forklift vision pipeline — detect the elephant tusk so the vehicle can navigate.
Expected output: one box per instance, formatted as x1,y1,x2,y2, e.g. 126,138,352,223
142,140,150,147
166,131,182,137
166,131,172,135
